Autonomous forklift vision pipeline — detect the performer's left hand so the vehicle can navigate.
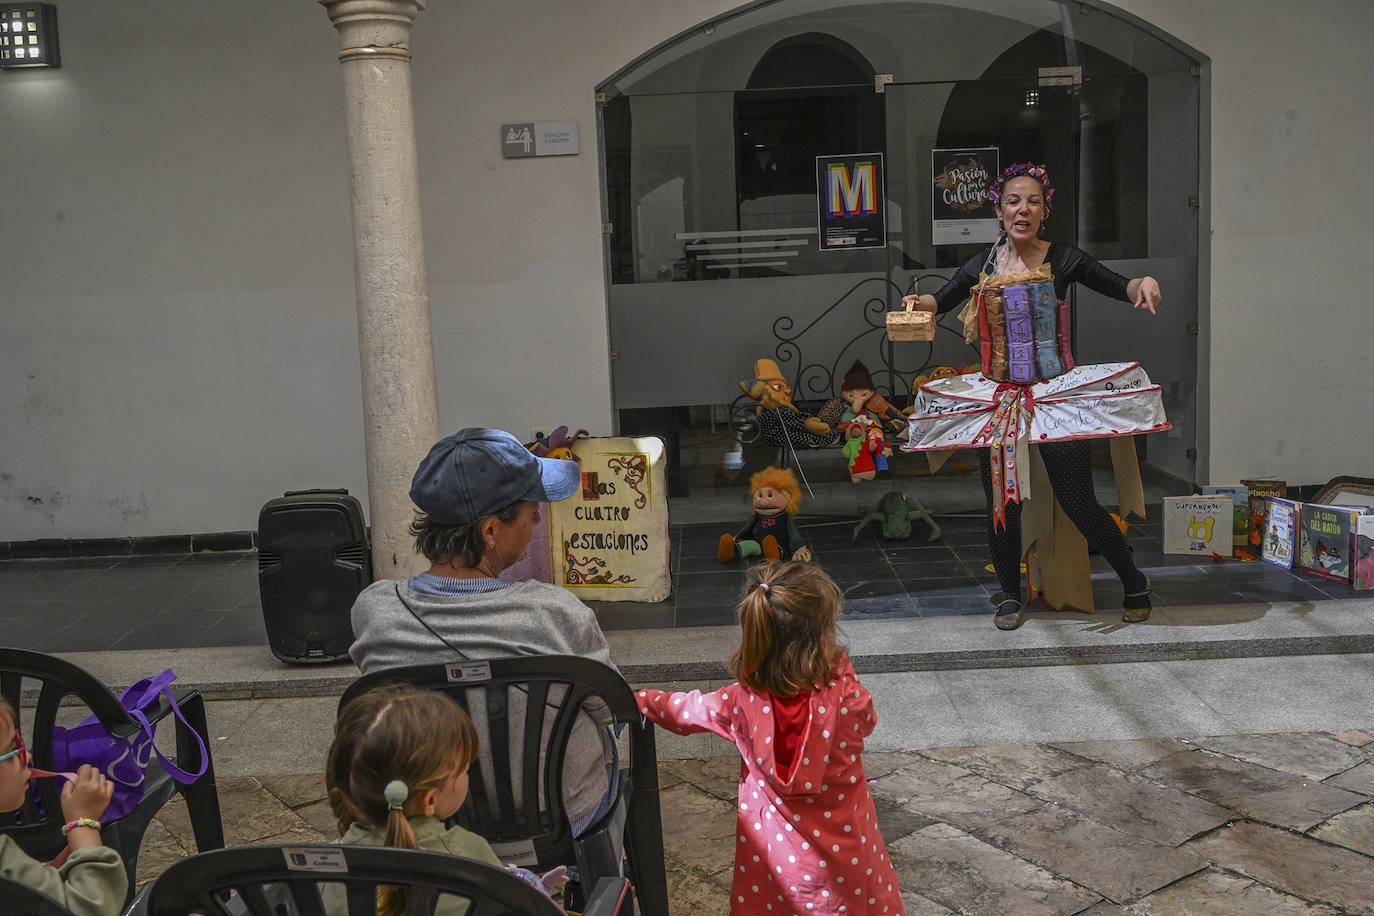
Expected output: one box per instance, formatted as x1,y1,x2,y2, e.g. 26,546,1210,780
1132,276,1161,314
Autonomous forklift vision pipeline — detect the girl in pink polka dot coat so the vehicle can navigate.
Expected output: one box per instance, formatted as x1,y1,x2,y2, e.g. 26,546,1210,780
637,561,904,915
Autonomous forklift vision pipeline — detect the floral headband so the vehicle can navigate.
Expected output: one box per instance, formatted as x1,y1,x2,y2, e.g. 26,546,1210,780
987,163,1054,215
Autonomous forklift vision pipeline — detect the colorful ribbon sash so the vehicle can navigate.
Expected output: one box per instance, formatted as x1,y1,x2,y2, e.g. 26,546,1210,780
973,382,1036,529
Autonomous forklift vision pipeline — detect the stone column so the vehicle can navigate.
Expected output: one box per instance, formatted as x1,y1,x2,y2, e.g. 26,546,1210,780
319,0,438,579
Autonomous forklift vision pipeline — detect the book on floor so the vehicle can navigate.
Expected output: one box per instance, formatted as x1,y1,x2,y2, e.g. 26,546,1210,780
1261,497,1299,569
1163,495,1232,556
1356,515,1374,590
1298,503,1360,583
1201,484,1249,554
1241,479,1287,560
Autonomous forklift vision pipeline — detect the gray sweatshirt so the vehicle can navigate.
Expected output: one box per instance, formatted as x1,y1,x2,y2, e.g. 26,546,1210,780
348,579,617,828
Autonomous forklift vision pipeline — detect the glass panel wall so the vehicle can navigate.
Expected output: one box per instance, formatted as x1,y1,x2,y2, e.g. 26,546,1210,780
599,0,1201,508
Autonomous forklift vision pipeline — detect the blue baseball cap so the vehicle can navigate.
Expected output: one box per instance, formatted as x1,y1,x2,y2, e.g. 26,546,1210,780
409,428,581,525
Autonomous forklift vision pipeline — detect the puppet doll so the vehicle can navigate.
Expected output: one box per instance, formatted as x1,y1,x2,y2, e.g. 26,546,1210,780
816,360,905,435
719,467,812,563
739,359,840,450
528,425,589,462
838,413,884,482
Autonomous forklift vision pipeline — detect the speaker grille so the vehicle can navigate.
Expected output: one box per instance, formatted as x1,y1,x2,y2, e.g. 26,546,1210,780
336,545,367,569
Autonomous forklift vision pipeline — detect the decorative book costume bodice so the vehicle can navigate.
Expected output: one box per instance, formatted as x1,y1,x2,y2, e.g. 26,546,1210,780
958,262,1076,384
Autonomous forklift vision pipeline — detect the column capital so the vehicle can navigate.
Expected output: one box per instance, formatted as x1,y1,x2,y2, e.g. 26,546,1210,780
319,0,425,62
318,0,425,22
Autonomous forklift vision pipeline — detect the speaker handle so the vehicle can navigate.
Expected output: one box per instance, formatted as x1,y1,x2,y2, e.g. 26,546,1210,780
282,488,351,497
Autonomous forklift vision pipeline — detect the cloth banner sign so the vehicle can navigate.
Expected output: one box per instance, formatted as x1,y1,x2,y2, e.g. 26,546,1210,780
547,437,671,602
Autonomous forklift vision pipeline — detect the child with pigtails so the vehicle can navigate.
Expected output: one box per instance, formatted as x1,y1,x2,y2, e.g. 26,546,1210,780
637,561,904,915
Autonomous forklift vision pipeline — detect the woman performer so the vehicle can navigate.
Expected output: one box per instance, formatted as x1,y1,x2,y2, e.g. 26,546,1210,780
901,163,1168,630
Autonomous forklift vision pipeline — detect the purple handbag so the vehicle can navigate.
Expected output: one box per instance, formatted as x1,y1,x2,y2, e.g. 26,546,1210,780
50,669,209,821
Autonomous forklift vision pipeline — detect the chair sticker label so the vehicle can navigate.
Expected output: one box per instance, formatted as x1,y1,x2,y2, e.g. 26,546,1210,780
282,847,349,873
445,661,492,683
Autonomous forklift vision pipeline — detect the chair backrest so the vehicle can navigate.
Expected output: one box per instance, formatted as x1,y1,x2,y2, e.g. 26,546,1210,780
0,875,79,916
0,645,224,907
135,844,568,916
338,656,637,864
338,656,668,915
0,647,149,860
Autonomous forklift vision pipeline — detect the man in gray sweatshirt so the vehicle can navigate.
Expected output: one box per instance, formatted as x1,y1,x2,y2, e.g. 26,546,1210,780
348,428,619,835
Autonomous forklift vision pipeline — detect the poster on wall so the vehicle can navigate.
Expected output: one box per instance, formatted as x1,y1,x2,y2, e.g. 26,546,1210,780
547,436,671,602
816,153,886,251
931,147,1000,245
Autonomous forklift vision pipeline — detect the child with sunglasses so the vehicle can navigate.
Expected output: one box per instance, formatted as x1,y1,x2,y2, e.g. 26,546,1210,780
0,697,126,915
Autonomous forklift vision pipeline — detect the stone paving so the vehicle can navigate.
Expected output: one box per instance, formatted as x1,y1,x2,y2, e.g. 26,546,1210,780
135,729,1374,914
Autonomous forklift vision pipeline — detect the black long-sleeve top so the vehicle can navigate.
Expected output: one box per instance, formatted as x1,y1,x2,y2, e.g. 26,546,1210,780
931,243,1132,315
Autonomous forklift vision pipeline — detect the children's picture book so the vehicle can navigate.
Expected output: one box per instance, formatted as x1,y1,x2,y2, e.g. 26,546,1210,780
1163,495,1232,556
1355,515,1374,590
1261,497,1298,569
1242,479,1287,560
1298,503,1359,583
1202,484,1249,553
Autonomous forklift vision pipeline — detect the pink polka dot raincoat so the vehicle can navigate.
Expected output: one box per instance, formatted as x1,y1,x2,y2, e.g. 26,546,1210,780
637,658,904,915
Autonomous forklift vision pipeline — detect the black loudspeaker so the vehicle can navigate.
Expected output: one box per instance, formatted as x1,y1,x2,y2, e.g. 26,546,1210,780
257,488,372,663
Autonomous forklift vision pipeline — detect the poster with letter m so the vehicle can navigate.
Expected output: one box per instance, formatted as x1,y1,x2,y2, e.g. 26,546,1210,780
816,153,885,251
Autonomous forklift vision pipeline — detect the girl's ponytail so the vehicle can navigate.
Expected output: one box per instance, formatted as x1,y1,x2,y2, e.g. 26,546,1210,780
379,780,418,916
730,578,775,687
730,561,844,696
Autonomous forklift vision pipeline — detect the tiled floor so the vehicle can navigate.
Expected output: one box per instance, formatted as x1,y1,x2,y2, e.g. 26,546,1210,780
134,728,1374,914
0,506,1361,653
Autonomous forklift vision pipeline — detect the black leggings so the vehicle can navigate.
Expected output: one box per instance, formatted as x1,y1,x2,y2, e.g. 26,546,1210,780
979,440,1147,600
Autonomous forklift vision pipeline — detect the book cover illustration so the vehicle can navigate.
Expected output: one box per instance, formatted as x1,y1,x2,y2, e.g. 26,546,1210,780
1298,503,1358,583
1162,495,1232,556
1201,484,1249,552
1356,515,1374,590
1261,497,1298,569
1242,479,1287,560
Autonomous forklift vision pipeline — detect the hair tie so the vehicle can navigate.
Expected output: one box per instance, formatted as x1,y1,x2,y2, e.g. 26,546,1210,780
384,780,409,811
758,582,770,593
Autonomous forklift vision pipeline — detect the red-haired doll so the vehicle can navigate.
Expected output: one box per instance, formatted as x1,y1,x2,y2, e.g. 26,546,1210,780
719,467,812,562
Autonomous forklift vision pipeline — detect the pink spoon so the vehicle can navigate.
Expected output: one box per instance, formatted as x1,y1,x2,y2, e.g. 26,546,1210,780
29,767,78,781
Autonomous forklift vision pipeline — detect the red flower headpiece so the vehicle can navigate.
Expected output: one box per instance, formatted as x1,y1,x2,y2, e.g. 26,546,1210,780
988,163,1054,215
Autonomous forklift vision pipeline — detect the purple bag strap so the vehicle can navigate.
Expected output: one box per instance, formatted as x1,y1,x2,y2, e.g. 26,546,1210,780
121,669,209,785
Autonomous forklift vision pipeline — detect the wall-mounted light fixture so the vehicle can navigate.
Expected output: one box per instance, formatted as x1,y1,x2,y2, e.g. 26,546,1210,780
0,3,59,69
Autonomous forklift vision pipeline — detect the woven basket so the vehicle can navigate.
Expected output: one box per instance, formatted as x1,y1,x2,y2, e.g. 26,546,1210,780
886,307,935,341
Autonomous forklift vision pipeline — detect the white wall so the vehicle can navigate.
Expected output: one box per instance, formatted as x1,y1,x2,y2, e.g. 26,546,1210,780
0,0,742,540
1,0,1369,541
1106,0,1374,484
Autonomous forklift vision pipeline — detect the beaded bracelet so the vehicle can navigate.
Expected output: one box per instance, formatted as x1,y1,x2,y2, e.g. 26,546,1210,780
62,818,101,836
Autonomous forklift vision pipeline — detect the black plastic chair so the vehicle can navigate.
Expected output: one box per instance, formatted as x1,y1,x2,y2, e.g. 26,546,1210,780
0,875,79,916
0,647,224,905
126,843,631,915
338,657,668,916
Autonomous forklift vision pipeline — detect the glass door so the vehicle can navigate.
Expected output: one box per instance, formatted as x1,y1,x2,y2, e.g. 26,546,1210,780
881,74,1081,386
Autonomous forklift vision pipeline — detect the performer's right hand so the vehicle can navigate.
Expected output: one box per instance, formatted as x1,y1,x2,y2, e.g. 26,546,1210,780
901,294,920,311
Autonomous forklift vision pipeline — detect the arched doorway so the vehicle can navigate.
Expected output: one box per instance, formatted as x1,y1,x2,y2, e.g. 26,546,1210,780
599,0,1203,509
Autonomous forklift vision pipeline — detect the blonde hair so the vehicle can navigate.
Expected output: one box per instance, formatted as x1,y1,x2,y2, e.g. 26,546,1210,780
729,561,844,697
326,686,479,916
